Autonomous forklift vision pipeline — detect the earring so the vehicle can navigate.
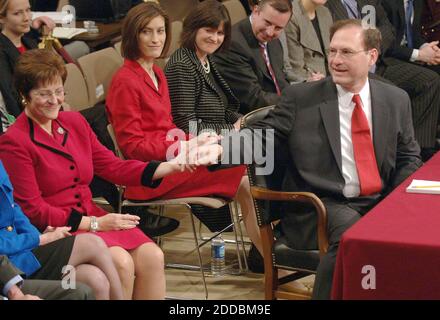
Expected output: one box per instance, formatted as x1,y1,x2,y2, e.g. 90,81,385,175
21,96,28,106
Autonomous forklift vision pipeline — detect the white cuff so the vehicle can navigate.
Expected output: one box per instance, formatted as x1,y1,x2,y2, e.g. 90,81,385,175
2,275,23,297
410,49,419,62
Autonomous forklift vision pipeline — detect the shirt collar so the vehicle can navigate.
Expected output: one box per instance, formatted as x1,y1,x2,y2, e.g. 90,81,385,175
336,79,370,109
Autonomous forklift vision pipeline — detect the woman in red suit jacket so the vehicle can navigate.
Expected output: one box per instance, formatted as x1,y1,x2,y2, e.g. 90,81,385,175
0,49,222,299
106,2,263,256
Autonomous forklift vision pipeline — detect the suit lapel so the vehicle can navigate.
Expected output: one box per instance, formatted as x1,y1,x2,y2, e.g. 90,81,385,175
319,81,343,173
28,117,74,161
369,80,389,170
297,1,322,53
241,19,274,82
184,48,220,96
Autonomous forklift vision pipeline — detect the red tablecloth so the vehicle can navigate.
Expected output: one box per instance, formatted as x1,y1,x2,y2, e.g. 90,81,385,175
331,152,440,299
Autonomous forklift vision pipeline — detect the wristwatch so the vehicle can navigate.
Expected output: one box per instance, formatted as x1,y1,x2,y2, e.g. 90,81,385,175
90,216,99,233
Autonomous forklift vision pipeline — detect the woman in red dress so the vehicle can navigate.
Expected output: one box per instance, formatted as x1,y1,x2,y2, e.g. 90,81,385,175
0,49,221,299
106,2,262,257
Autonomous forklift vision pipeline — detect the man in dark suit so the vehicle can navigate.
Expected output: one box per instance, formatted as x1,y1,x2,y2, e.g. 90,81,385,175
221,19,422,299
213,0,292,114
1,255,94,300
381,0,440,71
326,0,440,160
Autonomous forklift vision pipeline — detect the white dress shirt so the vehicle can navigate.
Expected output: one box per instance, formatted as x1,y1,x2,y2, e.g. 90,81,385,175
337,80,373,198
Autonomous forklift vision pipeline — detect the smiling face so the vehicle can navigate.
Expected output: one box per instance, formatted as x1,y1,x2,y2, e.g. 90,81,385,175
251,4,291,43
137,15,166,61
328,25,378,93
25,76,64,124
0,0,32,37
194,22,225,57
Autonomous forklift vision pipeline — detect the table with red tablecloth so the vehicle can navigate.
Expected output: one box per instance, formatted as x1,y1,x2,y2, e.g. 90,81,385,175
331,152,440,299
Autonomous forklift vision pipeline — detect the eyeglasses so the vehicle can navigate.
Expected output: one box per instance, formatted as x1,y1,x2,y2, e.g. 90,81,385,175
32,88,65,100
327,48,369,59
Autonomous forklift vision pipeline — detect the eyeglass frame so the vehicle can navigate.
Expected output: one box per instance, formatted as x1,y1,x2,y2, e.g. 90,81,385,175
326,48,371,59
30,88,66,101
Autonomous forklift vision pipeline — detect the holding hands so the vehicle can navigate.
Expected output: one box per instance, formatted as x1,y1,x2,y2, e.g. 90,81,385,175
39,226,71,246
173,132,223,171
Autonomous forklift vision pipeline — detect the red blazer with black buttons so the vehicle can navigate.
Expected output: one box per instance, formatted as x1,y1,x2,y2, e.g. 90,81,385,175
0,111,158,231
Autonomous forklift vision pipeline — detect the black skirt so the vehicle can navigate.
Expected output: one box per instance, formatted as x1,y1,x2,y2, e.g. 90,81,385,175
30,236,75,280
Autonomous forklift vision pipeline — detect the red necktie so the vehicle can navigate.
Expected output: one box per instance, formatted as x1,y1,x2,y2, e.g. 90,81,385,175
351,94,382,195
259,43,281,96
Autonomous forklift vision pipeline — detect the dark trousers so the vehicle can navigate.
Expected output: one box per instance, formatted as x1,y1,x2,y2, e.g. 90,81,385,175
280,197,378,300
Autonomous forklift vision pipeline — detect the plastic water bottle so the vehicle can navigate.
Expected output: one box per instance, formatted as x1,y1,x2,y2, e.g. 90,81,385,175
211,236,225,276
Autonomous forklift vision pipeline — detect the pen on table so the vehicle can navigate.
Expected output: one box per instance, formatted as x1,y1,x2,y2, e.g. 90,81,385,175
413,185,440,188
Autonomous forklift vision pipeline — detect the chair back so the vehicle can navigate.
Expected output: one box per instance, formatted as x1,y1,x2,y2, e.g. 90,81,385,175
168,20,183,57
114,41,122,57
159,0,199,21
223,0,248,26
107,123,126,160
64,63,90,111
241,106,287,226
78,47,123,106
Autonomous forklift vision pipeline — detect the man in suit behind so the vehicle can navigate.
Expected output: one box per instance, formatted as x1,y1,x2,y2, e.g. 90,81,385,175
221,19,422,299
213,0,292,114
326,0,440,161
381,0,440,71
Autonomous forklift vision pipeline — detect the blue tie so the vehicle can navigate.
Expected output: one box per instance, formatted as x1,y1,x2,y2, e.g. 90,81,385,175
405,0,414,48
342,0,360,19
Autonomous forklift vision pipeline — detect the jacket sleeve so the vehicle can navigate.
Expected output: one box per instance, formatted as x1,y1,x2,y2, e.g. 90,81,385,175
388,92,423,190
0,49,21,117
0,255,24,296
0,208,40,256
78,114,162,188
106,78,176,161
166,60,236,135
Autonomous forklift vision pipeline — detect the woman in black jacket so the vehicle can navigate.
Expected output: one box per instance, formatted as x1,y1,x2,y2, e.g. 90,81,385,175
165,0,242,135
0,0,54,121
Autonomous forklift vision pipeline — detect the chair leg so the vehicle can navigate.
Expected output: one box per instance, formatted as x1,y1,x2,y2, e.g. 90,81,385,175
265,267,277,300
233,201,249,272
187,204,209,300
229,202,247,273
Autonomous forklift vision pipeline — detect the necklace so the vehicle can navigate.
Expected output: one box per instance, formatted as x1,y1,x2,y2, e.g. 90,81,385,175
201,59,210,74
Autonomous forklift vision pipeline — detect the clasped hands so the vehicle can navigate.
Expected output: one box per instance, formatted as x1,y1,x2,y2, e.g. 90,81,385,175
171,132,223,172
419,41,440,65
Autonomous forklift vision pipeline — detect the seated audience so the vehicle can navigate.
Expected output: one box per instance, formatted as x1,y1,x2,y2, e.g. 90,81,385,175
0,161,123,300
0,49,222,300
106,2,263,260
326,0,440,161
212,0,292,114
422,0,440,42
282,0,332,83
1,255,94,300
218,19,422,299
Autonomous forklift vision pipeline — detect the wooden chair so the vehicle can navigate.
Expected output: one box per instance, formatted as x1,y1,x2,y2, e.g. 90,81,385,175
242,106,329,300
